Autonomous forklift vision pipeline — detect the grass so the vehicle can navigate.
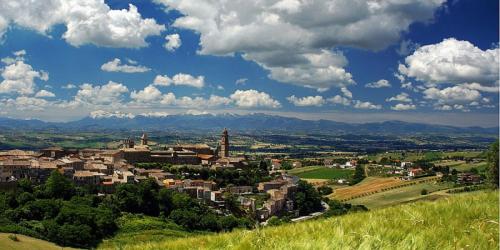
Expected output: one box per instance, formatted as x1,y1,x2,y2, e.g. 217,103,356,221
348,181,454,209
98,191,499,250
291,166,353,180
0,233,77,250
98,214,197,249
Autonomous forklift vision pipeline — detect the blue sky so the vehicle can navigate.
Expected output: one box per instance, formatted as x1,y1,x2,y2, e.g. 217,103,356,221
0,0,498,127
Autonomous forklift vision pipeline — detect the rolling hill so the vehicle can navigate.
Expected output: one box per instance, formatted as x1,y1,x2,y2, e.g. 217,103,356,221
98,191,499,250
0,113,497,134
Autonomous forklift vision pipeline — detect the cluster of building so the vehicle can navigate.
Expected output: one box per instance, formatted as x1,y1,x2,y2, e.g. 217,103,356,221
0,129,302,221
0,129,241,186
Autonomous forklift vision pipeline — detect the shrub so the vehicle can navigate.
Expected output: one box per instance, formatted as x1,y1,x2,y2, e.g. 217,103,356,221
421,189,428,195
8,234,19,242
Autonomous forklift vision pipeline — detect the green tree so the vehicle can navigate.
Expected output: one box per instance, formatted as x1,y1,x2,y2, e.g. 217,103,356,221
44,171,75,200
487,140,499,188
295,181,322,216
351,165,366,185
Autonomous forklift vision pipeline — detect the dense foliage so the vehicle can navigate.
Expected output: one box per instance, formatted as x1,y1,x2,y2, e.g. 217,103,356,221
487,140,499,188
294,181,323,216
351,164,366,185
0,171,253,248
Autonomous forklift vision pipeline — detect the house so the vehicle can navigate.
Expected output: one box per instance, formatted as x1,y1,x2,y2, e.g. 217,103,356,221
73,171,103,185
228,185,253,194
408,168,424,178
292,161,302,168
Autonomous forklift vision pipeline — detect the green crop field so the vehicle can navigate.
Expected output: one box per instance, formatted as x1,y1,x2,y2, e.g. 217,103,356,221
293,167,353,180
347,181,454,209
98,191,499,250
0,233,77,250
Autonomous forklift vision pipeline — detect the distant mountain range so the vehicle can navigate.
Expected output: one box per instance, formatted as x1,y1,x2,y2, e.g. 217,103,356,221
0,113,497,135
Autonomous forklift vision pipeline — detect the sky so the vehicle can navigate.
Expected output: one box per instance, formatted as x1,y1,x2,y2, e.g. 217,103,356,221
0,0,498,127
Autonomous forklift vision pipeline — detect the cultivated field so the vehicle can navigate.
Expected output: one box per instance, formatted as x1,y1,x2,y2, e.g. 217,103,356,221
99,191,499,250
348,181,453,209
289,166,353,180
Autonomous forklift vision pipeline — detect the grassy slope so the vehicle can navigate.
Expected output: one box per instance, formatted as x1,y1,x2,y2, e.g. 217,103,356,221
0,233,77,250
99,214,197,249
102,191,499,250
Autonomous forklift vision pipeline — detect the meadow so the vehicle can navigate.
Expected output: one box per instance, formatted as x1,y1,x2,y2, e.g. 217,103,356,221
0,233,77,250
97,191,499,250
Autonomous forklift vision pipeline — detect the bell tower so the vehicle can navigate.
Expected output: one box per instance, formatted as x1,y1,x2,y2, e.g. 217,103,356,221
219,128,229,158
140,132,148,146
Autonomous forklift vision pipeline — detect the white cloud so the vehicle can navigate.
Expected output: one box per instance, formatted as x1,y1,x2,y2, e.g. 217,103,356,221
90,110,135,119
74,81,129,106
35,90,55,98
287,95,325,107
216,85,224,90
0,59,48,95
62,84,77,89
140,111,169,117
365,79,391,88
423,85,481,105
235,78,248,85
0,1,164,48
353,100,381,110
130,85,162,103
164,33,182,51
399,38,499,86
230,89,281,108
101,58,150,73
153,73,205,88
386,92,412,103
459,82,499,93
391,103,416,111
155,0,445,90
2,96,49,111
0,0,165,48
340,87,352,99
327,95,351,106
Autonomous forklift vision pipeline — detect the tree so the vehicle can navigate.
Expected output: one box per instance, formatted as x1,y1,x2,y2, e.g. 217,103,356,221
44,171,75,200
317,186,333,196
294,181,322,216
487,140,499,188
351,165,366,185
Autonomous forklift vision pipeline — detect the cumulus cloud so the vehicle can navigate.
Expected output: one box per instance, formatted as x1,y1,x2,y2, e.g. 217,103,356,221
287,95,325,107
230,89,281,108
386,92,412,103
164,34,182,51
130,85,162,103
0,1,164,48
0,55,48,95
2,96,49,111
340,87,353,99
399,38,499,87
353,100,381,110
423,85,481,105
391,103,416,111
327,95,351,106
153,73,205,88
73,81,129,106
365,79,391,88
35,90,55,98
101,58,150,73
155,0,445,90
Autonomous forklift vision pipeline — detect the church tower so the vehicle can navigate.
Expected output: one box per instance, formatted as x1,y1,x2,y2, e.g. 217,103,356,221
219,128,229,158
140,132,148,146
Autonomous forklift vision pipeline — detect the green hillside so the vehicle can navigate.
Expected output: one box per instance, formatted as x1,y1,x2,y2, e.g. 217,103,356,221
99,191,499,250
0,233,77,250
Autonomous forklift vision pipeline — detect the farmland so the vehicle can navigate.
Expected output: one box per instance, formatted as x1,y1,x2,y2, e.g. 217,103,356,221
289,166,353,180
347,181,453,209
